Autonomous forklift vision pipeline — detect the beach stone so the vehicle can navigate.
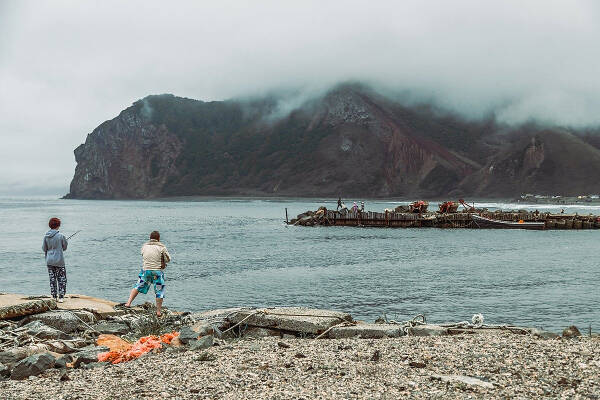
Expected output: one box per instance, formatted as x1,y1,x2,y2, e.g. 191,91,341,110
328,323,404,339
179,326,200,344
82,362,108,369
562,325,581,338
189,335,213,351
190,321,214,337
93,321,129,335
432,374,494,389
10,353,55,380
0,362,9,378
22,320,72,340
54,354,74,369
407,324,448,336
20,310,85,333
73,346,110,368
531,328,560,340
227,307,353,335
0,351,19,366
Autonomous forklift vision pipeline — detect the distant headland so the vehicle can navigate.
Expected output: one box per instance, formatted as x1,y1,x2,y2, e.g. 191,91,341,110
65,83,600,200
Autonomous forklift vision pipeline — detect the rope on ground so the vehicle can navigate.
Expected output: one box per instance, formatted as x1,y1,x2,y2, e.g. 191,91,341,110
220,310,266,336
315,321,357,340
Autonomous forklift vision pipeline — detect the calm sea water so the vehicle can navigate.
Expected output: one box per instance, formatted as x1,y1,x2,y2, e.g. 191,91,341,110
1,197,599,332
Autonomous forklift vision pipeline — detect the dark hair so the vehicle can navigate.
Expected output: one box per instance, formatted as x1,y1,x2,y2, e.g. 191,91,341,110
150,231,160,241
49,218,61,229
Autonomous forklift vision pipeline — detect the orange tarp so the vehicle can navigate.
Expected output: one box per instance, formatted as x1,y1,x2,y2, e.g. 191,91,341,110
97,332,179,364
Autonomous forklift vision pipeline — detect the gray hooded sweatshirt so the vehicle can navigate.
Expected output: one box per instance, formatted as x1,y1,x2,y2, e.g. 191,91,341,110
43,230,68,267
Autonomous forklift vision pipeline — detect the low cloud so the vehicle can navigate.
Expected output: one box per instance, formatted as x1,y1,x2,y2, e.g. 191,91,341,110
2,0,600,193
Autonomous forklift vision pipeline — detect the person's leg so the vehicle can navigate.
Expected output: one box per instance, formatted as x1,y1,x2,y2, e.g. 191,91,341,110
125,269,149,307
153,271,165,316
47,266,58,300
124,288,139,307
56,267,67,300
155,298,163,316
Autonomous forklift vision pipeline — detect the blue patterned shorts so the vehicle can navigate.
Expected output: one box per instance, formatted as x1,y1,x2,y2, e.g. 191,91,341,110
134,269,165,298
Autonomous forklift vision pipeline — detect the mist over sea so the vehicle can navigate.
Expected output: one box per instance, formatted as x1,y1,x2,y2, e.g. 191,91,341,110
2,196,599,332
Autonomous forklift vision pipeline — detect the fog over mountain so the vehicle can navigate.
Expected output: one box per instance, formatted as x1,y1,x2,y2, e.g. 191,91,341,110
1,0,600,194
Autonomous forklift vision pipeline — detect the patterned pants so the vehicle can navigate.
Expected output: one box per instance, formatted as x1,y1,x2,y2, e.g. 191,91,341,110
47,266,67,299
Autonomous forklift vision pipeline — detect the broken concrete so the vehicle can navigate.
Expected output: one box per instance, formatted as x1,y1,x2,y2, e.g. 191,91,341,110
227,307,352,335
407,324,448,336
530,328,560,340
0,297,56,320
328,323,405,339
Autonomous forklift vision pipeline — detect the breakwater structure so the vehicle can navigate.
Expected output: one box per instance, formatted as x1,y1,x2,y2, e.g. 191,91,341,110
287,201,600,230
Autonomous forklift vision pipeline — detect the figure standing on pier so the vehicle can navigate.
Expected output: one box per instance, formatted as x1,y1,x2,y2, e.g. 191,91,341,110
360,201,365,212
337,197,343,210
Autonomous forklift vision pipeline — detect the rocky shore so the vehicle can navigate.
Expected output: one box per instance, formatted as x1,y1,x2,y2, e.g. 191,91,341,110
0,294,598,399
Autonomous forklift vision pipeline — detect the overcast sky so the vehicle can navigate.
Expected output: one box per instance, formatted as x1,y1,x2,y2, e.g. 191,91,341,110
1,0,600,195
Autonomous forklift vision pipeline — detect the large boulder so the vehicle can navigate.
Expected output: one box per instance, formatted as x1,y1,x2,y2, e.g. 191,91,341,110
328,323,405,339
227,308,353,335
20,310,93,333
10,353,55,380
21,320,72,340
92,321,129,335
189,335,213,351
0,351,20,367
72,346,110,368
178,326,200,344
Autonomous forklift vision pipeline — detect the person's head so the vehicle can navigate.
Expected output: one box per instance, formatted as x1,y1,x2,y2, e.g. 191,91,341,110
49,217,61,230
150,231,160,241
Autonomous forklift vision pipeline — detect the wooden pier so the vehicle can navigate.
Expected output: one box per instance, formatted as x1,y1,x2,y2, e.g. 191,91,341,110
290,209,600,230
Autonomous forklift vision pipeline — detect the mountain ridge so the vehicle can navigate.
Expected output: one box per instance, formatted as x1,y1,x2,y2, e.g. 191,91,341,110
65,85,600,199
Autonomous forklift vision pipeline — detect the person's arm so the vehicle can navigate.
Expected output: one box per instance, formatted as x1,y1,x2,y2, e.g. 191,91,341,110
163,248,171,263
42,237,47,255
62,234,68,251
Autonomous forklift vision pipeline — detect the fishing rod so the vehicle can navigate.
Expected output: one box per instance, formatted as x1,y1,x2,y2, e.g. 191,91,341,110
66,230,82,240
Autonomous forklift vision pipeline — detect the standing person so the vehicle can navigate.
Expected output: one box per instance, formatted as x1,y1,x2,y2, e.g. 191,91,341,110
360,201,365,212
43,217,68,302
352,202,358,213
337,197,343,210
124,231,171,316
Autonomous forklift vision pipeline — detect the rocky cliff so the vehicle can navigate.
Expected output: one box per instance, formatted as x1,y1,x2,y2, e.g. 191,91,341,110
66,85,600,199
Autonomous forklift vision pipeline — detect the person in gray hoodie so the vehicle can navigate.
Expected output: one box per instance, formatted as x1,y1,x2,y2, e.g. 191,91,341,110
42,217,68,302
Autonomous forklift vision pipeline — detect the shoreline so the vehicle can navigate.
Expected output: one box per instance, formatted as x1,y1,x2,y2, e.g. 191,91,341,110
1,294,599,398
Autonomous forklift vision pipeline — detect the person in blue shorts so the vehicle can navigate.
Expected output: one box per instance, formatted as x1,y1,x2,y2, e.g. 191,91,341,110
124,231,171,316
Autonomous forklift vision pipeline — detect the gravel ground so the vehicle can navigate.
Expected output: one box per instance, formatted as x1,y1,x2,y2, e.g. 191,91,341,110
1,333,599,399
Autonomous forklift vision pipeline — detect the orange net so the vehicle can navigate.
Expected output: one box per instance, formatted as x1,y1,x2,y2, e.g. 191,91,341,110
97,332,180,364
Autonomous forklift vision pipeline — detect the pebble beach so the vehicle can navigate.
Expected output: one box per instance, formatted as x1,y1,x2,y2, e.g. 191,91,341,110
2,333,599,399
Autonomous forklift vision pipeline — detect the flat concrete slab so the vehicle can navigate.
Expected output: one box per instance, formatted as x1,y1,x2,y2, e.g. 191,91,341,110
328,323,405,339
0,294,119,320
228,307,353,334
56,294,119,317
0,294,56,320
